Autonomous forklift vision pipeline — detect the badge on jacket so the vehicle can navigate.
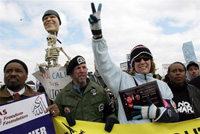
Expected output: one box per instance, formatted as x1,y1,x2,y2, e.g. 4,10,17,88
90,88,97,95
64,106,70,113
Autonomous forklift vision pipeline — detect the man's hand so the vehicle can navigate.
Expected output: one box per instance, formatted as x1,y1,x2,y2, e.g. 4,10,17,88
64,113,76,127
45,104,60,117
88,2,102,36
105,117,119,132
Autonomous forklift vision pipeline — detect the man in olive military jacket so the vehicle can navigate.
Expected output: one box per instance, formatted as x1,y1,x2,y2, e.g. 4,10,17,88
55,55,119,132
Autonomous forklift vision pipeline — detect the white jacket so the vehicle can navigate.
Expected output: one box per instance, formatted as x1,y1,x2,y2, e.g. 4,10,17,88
92,37,176,124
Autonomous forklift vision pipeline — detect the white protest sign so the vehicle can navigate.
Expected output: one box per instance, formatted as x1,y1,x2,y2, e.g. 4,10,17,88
162,64,170,76
33,66,72,101
182,41,198,64
0,93,55,134
182,41,198,80
120,62,128,71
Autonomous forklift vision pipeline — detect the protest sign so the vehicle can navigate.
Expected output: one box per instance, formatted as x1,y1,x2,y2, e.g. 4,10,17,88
182,41,198,80
182,41,198,64
0,93,55,134
33,66,71,101
119,81,164,120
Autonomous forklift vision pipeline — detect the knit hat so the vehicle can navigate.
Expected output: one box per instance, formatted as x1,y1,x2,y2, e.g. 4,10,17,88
4,59,28,74
42,9,61,25
130,45,153,66
187,61,199,70
67,55,86,75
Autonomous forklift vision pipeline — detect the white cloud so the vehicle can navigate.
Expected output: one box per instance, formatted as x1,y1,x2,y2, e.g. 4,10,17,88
0,1,23,22
0,0,200,83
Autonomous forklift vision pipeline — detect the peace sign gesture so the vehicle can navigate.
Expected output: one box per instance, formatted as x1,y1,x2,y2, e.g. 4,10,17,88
88,3,102,36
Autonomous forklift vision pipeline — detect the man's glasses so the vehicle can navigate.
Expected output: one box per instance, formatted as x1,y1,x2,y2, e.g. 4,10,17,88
134,57,151,62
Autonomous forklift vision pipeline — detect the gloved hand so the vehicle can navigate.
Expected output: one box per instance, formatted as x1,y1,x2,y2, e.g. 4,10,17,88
88,2,102,35
63,113,76,126
105,117,119,132
132,98,160,120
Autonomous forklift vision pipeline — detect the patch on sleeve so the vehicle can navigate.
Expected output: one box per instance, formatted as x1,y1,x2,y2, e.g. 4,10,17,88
99,103,104,112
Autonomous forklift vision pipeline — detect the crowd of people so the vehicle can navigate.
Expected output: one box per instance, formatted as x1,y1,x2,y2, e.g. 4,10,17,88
1,3,200,133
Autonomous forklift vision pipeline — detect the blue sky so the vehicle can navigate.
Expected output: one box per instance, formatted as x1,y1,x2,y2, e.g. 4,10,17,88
156,18,190,34
0,0,200,83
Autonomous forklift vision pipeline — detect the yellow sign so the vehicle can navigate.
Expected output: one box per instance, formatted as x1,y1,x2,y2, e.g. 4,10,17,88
53,116,200,134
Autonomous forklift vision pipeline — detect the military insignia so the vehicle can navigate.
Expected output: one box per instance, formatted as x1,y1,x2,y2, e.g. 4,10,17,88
90,88,97,95
64,106,70,113
99,103,104,112
77,57,85,64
